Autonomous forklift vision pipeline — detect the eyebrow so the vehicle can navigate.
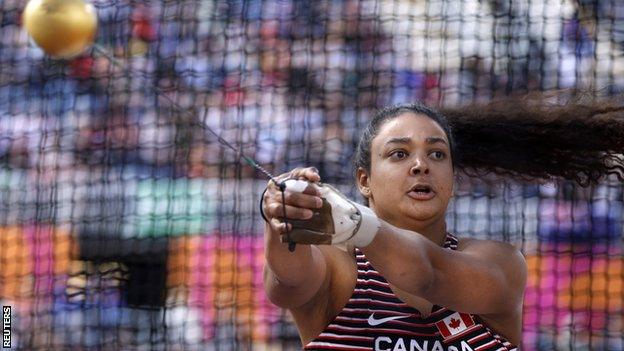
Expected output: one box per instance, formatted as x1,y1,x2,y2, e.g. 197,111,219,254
385,136,448,146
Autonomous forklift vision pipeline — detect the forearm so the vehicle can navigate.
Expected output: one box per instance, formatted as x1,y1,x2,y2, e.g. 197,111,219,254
360,220,436,296
264,222,319,287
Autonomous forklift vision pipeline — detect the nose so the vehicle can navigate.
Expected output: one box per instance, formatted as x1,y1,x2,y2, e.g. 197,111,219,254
410,156,429,175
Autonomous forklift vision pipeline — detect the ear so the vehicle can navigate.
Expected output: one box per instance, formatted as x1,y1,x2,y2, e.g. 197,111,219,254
356,167,371,199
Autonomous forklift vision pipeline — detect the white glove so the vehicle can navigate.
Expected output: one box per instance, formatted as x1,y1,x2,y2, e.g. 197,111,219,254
281,179,380,248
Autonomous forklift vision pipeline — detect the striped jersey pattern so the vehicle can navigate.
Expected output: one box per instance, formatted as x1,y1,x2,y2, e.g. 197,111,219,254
304,234,518,351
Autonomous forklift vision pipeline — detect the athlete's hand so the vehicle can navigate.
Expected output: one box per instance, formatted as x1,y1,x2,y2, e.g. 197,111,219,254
262,167,381,247
262,167,324,237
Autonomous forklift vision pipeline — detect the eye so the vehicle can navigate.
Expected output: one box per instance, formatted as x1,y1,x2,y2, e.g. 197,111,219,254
389,150,408,160
429,151,446,160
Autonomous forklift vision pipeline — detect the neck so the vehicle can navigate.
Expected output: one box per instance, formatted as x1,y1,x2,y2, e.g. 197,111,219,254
370,204,448,246
406,216,448,246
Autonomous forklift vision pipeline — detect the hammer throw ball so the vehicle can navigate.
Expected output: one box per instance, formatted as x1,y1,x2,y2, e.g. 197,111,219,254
23,0,97,59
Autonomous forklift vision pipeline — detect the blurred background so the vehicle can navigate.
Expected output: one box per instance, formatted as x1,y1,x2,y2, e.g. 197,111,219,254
0,0,623,350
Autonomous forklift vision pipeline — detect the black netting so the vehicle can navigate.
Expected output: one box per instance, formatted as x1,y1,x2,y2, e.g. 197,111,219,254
0,1,623,350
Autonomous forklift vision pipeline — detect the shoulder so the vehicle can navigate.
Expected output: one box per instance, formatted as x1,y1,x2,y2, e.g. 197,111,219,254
457,237,524,261
457,237,527,287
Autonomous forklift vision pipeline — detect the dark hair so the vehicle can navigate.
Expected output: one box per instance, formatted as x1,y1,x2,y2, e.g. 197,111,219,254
439,95,624,186
354,97,624,191
353,103,457,177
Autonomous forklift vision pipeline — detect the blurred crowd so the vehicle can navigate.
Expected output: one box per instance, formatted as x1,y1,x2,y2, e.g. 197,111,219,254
1,0,624,350
1,0,624,184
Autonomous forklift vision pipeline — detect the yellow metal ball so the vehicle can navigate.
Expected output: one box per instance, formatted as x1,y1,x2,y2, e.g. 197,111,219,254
23,0,98,59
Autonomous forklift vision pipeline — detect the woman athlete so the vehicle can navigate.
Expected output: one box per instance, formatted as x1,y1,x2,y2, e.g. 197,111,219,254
261,101,624,350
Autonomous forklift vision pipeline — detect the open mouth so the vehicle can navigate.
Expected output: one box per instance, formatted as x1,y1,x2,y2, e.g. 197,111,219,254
407,184,435,200
411,184,432,194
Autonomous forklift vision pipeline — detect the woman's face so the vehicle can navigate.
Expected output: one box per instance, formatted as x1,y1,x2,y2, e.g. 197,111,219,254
357,113,454,231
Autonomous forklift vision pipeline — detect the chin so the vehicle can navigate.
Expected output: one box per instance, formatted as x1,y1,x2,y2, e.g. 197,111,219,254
403,206,441,223
407,214,439,224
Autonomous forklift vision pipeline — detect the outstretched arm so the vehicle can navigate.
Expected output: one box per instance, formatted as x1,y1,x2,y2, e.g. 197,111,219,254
262,167,329,309
264,175,526,317
362,221,526,316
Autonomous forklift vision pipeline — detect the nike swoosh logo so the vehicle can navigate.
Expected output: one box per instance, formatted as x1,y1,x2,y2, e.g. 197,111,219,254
367,313,410,326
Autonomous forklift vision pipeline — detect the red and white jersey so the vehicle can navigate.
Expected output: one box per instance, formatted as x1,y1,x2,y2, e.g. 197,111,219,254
304,234,518,351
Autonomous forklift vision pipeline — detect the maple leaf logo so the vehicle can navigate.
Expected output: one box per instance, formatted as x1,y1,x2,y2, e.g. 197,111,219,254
448,318,461,329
